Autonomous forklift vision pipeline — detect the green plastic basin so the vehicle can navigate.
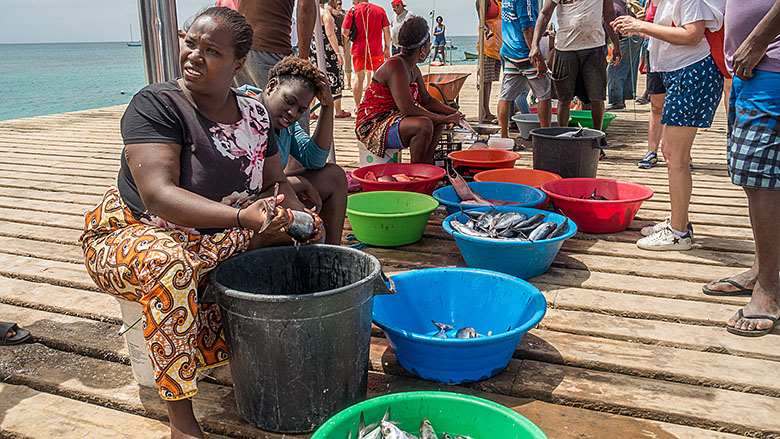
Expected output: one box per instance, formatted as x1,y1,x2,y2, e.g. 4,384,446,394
347,191,439,247
311,391,548,438
568,110,617,131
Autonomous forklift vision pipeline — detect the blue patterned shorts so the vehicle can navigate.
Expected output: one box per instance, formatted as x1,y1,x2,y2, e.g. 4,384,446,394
661,55,723,128
727,70,780,189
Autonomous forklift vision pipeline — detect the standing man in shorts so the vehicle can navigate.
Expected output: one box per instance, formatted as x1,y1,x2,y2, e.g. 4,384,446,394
497,0,553,139
342,0,391,108
531,0,622,131
477,0,503,124
234,0,316,89
702,0,780,337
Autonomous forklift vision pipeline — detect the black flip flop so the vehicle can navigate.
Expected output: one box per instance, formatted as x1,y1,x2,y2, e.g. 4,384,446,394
0,321,31,345
726,309,779,337
702,278,753,296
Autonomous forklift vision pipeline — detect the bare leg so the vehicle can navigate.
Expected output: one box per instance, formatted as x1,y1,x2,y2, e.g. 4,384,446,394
398,117,441,163
660,125,698,233
482,82,495,122
498,99,513,138
557,100,571,129
727,188,780,332
647,93,665,153
166,399,204,439
298,164,348,245
353,70,365,108
590,100,605,132
537,99,552,128
334,97,342,114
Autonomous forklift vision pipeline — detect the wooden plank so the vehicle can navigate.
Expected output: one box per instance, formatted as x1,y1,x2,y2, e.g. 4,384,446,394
541,308,780,361
0,383,171,439
0,252,96,291
369,339,780,437
519,329,780,397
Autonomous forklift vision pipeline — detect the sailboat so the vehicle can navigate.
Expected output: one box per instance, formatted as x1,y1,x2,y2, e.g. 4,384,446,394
127,25,141,47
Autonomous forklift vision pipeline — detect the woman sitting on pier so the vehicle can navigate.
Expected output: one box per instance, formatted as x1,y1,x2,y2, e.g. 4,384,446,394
80,7,322,439
355,16,462,163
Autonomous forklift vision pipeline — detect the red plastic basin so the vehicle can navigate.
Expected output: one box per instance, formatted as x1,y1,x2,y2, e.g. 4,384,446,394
352,163,446,195
448,149,521,168
474,169,562,209
540,178,654,233
529,107,558,114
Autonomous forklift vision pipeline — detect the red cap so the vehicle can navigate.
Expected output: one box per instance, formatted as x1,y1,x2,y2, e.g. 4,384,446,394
392,0,407,6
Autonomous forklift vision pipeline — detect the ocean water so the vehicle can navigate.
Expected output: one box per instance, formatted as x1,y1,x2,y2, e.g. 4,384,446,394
0,42,147,121
0,37,479,122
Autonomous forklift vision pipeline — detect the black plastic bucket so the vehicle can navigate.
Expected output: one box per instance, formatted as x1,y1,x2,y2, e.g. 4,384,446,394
530,127,606,178
205,244,394,433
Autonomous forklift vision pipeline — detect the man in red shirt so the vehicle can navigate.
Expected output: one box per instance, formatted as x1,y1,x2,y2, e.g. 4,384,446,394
342,0,391,108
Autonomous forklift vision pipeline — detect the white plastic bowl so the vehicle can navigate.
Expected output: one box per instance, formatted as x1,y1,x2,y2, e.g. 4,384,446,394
487,137,515,150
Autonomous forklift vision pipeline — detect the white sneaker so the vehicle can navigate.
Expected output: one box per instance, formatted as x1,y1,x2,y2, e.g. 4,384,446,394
640,217,694,237
637,226,692,251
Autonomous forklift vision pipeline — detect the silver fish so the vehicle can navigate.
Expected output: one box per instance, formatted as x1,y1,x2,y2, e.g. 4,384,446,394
441,434,453,439
419,418,438,439
547,220,570,239
514,213,545,230
528,221,557,241
379,421,418,439
450,219,489,238
359,408,391,439
493,212,527,230
431,320,454,338
455,327,479,338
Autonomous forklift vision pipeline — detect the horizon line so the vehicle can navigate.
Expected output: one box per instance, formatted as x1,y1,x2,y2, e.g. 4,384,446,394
0,35,480,45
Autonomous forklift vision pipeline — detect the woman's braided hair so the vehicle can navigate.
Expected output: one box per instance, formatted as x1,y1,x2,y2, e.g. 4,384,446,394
190,7,253,59
267,56,322,95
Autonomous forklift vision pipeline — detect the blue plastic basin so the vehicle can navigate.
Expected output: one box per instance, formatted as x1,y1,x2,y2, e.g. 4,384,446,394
432,181,546,214
373,268,547,384
442,206,577,279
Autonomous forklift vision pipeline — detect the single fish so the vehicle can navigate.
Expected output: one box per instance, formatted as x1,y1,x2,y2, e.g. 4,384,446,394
431,320,454,338
476,211,495,231
513,213,545,230
378,175,397,182
497,227,519,238
419,418,438,439
547,221,570,239
450,219,489,237
379,421,417,439
359,408,391,439
441,434,453,439
447,168,489,204
493,212,527,230
459,206,484,220
528,221,557,241
557,127,584,137
455,327,479,338
454,436,475,439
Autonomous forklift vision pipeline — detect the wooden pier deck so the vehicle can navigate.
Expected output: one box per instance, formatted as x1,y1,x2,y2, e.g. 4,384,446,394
1,64,778,438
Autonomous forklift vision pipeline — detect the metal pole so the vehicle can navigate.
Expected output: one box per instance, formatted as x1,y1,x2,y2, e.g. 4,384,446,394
137,0,181,84
477,0,486,123
312,0,337,163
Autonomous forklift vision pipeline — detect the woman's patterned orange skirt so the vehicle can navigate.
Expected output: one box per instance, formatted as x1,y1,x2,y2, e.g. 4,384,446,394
80,188,253,401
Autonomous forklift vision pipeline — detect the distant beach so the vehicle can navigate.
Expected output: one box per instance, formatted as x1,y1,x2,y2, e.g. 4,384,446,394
0,37,479,122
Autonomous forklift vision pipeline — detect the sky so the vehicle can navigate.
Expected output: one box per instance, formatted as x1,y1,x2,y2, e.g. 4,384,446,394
0,0,479,44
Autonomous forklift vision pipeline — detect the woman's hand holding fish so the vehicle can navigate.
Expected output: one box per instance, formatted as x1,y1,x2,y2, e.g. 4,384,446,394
300,208,325,244
243,194,295,248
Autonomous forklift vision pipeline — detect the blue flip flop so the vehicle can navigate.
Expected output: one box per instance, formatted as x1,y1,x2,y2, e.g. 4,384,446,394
726,309,779,337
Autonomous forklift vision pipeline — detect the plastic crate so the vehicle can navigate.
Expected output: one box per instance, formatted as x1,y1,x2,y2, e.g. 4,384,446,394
433,131,462,170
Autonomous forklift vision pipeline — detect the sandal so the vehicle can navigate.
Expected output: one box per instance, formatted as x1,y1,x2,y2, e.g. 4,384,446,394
335,110,352,119
0,321,31,345
702,278,753,296
636,96,650,105
727,309,779,337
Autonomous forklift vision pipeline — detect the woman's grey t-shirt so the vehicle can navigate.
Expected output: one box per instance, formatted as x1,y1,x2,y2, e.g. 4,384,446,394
118,80,278,234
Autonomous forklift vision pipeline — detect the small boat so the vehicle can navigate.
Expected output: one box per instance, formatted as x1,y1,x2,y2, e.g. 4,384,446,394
127,25,141,47
464,51,478,60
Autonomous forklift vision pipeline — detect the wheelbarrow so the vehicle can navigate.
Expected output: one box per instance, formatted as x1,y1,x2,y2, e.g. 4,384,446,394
422,73,471,110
